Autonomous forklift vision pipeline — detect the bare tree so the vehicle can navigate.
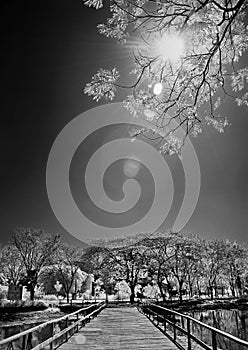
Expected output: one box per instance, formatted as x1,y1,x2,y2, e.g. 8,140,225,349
202,239,227,299
143,232,175,301
52,244,83,303
12,227,60,300
0,245,24,285
97,234,150,303
222,241,248,297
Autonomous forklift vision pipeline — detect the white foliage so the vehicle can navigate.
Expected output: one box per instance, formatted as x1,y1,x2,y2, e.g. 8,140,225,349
83,0,248,151
84,68,120,102
83,0,103,9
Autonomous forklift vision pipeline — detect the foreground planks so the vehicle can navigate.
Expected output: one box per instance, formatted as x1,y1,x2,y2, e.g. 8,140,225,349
58,306,178,350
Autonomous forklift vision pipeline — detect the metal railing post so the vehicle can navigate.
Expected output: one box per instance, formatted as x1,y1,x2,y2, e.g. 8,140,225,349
50,323,54,350
65,317,68,341
164,313,166,333
187,318,191,350
77,313,79,332
22,334,26,350
212,330,217,350
173,313,176,341
181,315,185,329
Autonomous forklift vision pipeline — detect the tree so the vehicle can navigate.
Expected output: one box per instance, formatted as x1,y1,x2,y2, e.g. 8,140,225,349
0,245,24,285
202,239,227,299
39,264,87,298
79,245,114,300
12,227,60,300
97,234,150,303
144,231,175,301
83,0,248,154
51,244,83,303
222,241,247,297
166,232,203,302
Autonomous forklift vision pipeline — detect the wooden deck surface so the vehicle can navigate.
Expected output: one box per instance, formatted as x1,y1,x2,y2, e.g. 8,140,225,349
58,306,178,349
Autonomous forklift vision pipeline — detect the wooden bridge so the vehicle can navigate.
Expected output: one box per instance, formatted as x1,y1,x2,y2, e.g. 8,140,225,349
58,306,177,349
1,301,248,350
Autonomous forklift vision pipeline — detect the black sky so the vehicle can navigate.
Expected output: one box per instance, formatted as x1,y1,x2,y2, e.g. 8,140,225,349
1,1,248,245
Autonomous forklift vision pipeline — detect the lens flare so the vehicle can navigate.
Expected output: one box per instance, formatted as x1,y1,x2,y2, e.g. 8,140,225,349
123,158,141,178
153,83,163,95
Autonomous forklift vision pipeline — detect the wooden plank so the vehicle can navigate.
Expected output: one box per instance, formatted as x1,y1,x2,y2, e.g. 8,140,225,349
58,307,178,349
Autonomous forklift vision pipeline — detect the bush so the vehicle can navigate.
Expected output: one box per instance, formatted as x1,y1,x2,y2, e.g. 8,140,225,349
0,300,48,313
40,294,59,307
0,292,7,300
0,287,7,300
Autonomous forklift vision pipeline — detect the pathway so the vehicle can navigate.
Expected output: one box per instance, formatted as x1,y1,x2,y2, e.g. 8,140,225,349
58,306,178,350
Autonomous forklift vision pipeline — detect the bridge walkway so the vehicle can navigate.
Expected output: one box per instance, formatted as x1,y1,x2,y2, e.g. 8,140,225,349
58,306,178,350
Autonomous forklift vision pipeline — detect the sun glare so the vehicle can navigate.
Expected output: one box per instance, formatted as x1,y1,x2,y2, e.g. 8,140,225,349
155,33,185,63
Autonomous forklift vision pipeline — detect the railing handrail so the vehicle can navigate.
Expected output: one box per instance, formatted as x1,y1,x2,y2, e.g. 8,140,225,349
0,301,105,346
146,302,248,347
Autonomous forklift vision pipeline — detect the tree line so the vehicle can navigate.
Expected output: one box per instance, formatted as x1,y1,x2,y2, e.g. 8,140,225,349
82,232,248,303
0,228,247,304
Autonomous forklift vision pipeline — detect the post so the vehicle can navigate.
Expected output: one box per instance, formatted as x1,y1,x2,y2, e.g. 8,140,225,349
173,314,176,341
22,334,27,350
212,331,217,350
181,315,185,329
65,317,68,341
50,323,54,350
77,313,79,332
187,318,191,350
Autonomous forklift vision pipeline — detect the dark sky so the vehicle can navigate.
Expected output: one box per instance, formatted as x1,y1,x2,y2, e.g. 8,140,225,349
1,0,248,245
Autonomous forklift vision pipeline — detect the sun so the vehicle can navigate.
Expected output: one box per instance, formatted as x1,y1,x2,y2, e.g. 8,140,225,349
155,32,185,63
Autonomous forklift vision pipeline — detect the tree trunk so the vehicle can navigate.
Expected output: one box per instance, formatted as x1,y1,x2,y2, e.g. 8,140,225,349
236,276,243,297
189,283,193,298
130,285,135,304
178,282,183,303
209,285,214,300
30,285,35,301
214,282,218,298
157,281,166,302
230,284,236,297
66,292,70,304
196,280,201,297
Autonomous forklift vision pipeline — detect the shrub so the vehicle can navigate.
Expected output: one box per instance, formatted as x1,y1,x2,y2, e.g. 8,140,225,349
0,300,48,313
40,294,59,307
0,287,7,300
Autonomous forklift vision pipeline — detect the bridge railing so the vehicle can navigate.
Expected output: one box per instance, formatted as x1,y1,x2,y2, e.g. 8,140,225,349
138,302,248,350
0,301,106,350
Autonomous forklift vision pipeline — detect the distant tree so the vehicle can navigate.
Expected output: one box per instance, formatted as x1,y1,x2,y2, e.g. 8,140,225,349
84,0,248,154
102,234,150,303
38,267,59,295
39,264,87,298
202,239,227,299
166,232,203,302
223,241,248,297
79,245,115,299
0,245,24,285
51,244,83,303
79,245,108,276
12,227,60,300
144,231,175,301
